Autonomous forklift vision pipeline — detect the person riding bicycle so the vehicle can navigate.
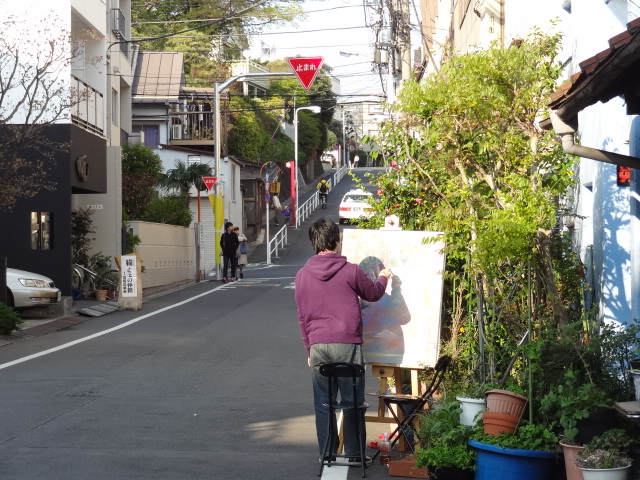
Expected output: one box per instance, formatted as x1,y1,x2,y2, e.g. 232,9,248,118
316,179,330,205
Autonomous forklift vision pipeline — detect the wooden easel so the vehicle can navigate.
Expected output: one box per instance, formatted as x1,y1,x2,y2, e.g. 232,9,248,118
365,364,424,451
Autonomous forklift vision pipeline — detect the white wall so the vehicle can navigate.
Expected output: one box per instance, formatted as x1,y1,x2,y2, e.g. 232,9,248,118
566,0,636,326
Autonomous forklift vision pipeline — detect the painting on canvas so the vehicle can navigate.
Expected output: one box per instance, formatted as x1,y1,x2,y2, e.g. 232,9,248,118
341,229,445,368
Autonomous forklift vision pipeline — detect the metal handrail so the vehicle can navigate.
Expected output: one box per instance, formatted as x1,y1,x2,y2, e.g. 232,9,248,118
267,225,288,265
296,165,349,225
268,165,350,264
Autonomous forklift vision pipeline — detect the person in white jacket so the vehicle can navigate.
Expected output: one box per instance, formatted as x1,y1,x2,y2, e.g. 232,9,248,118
234,227,248,280
272,194,282,226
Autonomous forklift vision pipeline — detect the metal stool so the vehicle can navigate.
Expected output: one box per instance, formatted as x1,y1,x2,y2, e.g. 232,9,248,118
317,362,369,478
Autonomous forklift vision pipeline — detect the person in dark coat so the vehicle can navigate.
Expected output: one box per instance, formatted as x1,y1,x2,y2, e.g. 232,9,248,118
220,221,240,282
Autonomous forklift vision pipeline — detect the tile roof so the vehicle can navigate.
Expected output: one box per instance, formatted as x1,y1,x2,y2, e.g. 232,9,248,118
548,16,640,121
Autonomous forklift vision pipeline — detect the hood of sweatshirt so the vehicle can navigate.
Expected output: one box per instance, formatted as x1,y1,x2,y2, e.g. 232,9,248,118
303,253,347,282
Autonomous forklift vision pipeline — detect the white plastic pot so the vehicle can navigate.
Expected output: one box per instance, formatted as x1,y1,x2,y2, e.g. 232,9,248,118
456,396,486,426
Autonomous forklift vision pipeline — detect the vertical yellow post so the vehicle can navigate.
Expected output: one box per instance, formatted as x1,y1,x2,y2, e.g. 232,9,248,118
210,193,224,278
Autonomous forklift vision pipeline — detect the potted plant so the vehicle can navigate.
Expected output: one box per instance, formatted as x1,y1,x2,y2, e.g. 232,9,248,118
456,381,487,426
469,422,560,480
575,429,632,480
416,399,476,480
88,253,119,301
539,369,612,480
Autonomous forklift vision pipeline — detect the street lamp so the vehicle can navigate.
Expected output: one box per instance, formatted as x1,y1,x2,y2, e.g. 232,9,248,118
212,72,294,279
294,105,321,228
342,108,356,169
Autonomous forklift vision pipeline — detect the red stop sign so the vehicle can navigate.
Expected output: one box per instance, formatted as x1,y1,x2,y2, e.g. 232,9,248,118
288,57,324,90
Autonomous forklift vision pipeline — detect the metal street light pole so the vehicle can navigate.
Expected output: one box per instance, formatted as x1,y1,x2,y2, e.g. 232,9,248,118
213,72,294,278
342,108,356,169
293,105,321,228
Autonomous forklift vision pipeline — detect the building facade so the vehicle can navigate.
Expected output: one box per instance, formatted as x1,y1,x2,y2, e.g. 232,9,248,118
417,0,640,326
0,0,132,306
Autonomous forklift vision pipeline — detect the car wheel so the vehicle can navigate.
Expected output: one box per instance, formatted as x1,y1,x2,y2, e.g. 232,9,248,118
5,288,14,308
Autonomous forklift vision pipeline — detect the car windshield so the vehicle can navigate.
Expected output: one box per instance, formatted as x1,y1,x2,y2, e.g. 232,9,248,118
344,195,370,203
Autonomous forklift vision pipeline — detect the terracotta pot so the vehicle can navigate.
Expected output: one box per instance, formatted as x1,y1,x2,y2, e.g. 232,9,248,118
482,411,519,435
95,289,108,301
560,441,585,480
485,389,528,418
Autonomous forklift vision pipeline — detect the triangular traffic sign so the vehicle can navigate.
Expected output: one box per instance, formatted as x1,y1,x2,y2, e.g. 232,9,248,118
202,176,217,191
288,57,324,90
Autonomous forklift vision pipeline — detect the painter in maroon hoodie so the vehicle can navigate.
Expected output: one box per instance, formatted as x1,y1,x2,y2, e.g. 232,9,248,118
295,218,391,462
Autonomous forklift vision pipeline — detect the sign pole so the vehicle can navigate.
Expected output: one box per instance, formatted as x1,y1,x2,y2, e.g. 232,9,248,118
265,181,271,265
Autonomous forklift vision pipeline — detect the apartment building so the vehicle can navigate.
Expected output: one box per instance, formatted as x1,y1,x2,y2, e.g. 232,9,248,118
0,0,132,307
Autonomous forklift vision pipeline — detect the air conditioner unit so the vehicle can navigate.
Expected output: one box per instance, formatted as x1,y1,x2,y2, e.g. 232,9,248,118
172,125,182,140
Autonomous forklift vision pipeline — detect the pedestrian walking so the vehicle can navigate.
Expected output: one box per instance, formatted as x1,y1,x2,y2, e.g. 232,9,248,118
282,205,291,225
234,227,248,280
294,218,392,465
220,221,239,282
272,194,282,226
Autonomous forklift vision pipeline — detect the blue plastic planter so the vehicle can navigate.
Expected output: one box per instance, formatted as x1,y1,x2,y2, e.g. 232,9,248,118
468,439,559,480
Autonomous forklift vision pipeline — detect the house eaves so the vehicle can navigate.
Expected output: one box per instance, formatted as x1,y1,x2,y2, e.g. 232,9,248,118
132,51,185,102
542,17,640,169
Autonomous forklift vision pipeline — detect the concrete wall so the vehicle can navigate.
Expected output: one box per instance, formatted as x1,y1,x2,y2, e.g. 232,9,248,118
129,221,196,289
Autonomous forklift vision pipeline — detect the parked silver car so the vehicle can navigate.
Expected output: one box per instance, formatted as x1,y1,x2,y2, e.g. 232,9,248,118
5,268,61,309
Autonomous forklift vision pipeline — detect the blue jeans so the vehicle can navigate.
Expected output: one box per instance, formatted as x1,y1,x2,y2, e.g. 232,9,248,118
310,343,366,457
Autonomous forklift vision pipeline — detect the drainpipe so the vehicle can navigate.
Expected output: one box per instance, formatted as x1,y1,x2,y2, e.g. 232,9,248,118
548,110,640,169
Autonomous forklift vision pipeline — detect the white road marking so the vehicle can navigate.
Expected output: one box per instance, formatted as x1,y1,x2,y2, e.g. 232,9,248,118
321,465,348,479
0,283,230,371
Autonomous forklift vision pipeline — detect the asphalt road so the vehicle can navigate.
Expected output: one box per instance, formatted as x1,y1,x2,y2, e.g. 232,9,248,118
0,169,407,480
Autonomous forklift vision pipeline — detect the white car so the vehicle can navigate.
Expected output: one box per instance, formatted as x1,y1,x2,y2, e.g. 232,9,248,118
339,189,374,224
5,268,61,309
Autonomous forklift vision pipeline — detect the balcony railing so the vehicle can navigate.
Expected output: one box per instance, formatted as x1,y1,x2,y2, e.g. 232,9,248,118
169,109,215,143
71,76,104,136
111,9,129,57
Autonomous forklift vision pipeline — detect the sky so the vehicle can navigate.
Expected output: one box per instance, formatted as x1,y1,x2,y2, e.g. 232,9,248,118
248,0,386,102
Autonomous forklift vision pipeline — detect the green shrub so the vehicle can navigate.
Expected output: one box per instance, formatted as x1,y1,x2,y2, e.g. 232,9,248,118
416,399,476,471
470,422,559,452
0,303,23,335
143,195,193,227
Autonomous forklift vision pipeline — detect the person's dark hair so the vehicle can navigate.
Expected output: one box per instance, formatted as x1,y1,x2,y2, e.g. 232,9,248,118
309,218,340,254
224,221,233,229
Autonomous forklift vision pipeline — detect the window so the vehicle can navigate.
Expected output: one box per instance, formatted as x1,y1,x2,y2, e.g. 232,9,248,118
31,212,53,250
112,88,119,126
143,125,159,147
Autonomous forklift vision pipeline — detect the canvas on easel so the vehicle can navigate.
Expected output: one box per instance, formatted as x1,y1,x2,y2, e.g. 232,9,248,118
341,229,445,368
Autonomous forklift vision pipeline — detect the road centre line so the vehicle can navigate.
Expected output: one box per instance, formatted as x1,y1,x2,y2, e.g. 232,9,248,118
0,283,230,371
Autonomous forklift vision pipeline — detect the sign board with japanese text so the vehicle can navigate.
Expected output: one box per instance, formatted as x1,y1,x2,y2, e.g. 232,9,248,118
117,253,143,311
120,255,138,297
202,176,217,191
288,57,324,90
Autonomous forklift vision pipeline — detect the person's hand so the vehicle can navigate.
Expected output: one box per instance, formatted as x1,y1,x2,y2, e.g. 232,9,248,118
379,269,392,279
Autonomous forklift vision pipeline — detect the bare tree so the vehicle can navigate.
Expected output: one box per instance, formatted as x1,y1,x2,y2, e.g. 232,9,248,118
0,15,80,211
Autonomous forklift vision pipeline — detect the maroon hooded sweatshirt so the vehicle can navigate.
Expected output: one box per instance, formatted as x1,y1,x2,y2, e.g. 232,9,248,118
295,252,388,355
